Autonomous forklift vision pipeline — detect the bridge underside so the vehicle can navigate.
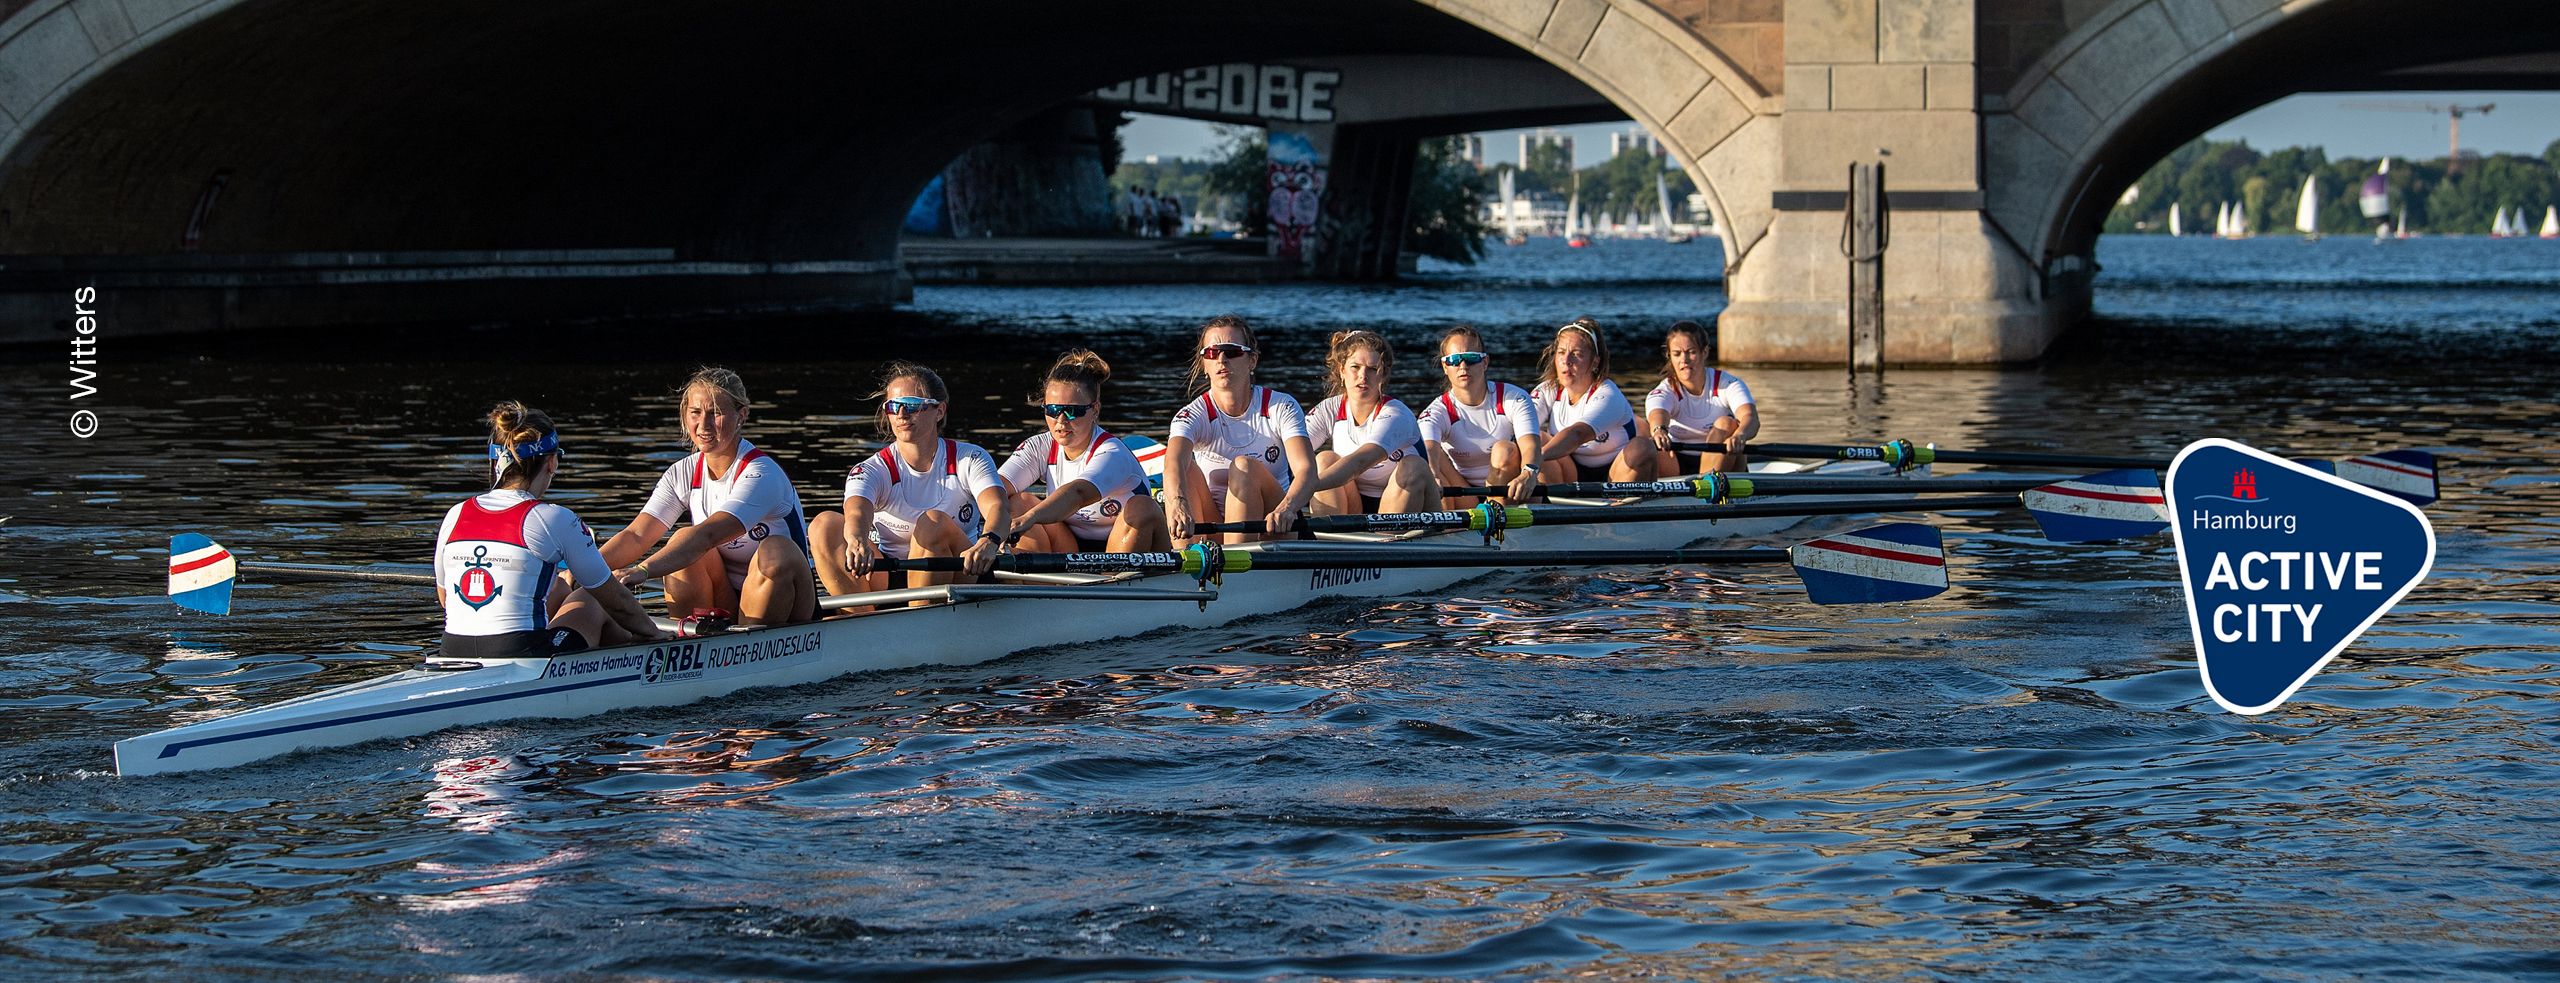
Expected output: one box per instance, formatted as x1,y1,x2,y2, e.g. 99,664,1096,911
0,0,1553,340
2,0,2555,357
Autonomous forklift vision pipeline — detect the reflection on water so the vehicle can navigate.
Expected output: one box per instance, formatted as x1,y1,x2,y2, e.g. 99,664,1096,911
0,236,2556,977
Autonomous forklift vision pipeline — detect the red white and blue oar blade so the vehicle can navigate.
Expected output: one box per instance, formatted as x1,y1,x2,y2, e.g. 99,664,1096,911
2332,450,2438,507
1122,434,1169,493
2022,469,2171,542
168,534,238,616
1788,523,1947,604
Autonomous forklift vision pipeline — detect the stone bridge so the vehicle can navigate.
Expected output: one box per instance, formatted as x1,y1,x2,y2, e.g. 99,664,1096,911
1,0,2551,358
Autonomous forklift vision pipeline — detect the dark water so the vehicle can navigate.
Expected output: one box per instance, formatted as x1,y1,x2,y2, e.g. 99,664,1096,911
2,236,2556,979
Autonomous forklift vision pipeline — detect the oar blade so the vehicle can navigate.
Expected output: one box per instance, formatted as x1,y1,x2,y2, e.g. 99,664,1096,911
1788,523,1948,604
1122,434,1170,493
2022,469,2171,542
168,534,238,616
2333,450,2438,506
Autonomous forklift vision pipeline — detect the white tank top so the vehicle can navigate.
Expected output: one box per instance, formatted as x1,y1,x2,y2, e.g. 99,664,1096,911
998,429,1149,539
843,439,1004,558
1167,386,1309,492
434,490,611,637
1645,369,1756,442
1419,382,1539,482
1535,380,1636,467
640,439,810,588
1309,395,1425,498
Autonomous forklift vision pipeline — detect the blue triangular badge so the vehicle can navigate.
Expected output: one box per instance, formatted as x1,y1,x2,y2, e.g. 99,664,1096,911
2167,439,2435,714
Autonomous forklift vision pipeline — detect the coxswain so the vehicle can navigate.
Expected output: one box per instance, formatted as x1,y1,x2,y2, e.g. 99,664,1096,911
1162,315,1318,543
808,361,1009,600
1644,320,1758,475
1302,330,1440,515
598,367,816,627
1533,317,1657,482
1418,325,1542,507
996,350,1170,553
439,401,662,659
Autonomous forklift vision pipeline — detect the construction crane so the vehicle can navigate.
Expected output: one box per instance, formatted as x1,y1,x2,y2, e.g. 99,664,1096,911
2342,101,2496,172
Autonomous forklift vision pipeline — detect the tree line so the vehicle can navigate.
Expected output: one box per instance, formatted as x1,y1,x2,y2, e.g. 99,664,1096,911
1111,126,1702,265
2110,137,2560,235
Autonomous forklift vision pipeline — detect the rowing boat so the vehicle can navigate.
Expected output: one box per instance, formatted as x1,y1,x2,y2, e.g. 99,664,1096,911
118,458,1936,776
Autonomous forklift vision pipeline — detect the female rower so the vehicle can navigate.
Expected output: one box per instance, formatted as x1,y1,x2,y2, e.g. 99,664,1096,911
997,349,1170,553
1304,330,1440,515
807,361,1009,598
1644,320,1758,475
1533,317,1657,483
1418,324,1542,506
600,367,816,627
440,401,662,658
1163,314,1318,543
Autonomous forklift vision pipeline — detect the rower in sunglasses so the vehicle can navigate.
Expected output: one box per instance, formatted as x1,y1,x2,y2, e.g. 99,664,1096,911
1304,330,1440,517
994,349,1169,554
807,361,1009,606
1419,324,1543,508
1163,314,1318,544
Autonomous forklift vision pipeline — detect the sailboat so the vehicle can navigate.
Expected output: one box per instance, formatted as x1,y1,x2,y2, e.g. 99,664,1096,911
2490,207,2514,238
2295,175,2320,241
2168,202,2182,237
2362,161,2391,240
2542,206,2558,239
1656,170,1692,244
1565,180,1589,248
1499,170,1526,246
2396,206,2415,239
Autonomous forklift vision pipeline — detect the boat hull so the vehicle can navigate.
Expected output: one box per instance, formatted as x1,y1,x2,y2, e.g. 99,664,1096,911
116,461,1921,776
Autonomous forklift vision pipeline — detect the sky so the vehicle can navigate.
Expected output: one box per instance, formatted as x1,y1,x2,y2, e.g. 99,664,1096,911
1118,91,2560,168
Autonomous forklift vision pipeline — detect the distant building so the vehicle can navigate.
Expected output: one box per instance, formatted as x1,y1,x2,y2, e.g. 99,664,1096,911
1609,126,1661,160
1519,129,1574,168
1454,134,1486,168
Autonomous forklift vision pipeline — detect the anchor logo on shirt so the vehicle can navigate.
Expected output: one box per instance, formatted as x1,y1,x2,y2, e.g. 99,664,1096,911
454,545,504,609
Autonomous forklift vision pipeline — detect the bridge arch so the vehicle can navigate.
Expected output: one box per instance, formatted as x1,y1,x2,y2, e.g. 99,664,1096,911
1989,0,2560,269
0,0,1787,339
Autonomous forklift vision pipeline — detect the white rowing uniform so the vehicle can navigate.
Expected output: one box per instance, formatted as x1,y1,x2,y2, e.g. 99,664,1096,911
1534,379,1636,467
1418,382,1539,484
999,429,1148,541
1646,368,1755,443
435,489,610,639
1167,386,1309,499
640,439,809,590
844,438,1003,558
1309,395,1426,498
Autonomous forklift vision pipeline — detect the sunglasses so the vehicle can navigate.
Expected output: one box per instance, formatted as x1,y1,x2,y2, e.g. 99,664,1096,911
1198,343,1256,361
1440,351,1488,366
880,396,942,416
1041,402,1094,421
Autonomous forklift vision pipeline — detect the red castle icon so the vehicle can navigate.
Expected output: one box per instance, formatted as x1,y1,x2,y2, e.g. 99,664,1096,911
2231,468,2258,500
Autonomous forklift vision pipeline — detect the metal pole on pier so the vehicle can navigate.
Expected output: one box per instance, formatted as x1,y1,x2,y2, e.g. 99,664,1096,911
1843,162,1888,371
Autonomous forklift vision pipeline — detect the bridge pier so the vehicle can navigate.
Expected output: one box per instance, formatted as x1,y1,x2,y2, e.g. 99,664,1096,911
1711,0,2072,365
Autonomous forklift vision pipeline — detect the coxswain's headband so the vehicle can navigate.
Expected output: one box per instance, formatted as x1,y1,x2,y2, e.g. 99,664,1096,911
488,431,561,465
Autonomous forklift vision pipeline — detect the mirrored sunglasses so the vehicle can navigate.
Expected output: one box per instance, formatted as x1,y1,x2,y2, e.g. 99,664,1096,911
1440,351,1488,366
880,396,942,416
1041,402,1094,421
1198,343,1256,361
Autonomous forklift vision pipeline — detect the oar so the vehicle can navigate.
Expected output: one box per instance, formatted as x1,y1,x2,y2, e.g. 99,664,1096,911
1199,470,2175,545
240,560,437,586
1692,440,2438,506
1440,473,2057,501
1197,494,2024,537
875,522,1953,605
